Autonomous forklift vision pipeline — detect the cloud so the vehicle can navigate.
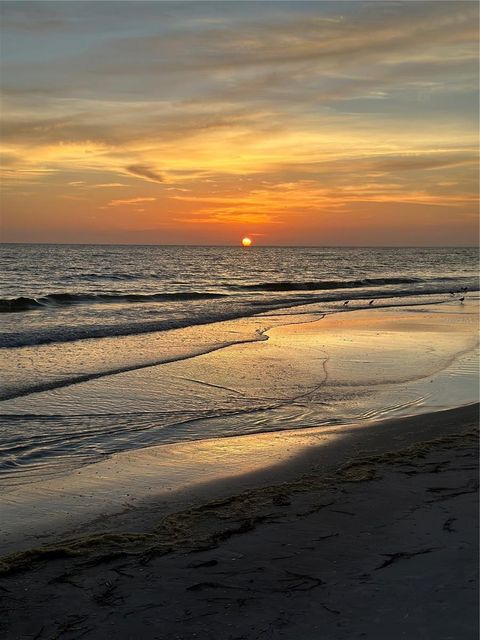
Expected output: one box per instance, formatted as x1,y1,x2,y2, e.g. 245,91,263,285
1,0,477,245
369,152,477,173
125,164,165,183
95,183,126,188
72,2,473,83
108,197,156,207
3,1,477,109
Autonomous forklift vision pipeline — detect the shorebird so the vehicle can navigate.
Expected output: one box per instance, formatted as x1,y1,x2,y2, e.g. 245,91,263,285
369,299,374,305
459,297,465,303
343,300,349,306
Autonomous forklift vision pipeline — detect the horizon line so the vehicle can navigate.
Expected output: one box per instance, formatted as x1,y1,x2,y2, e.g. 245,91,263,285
0,242,478,250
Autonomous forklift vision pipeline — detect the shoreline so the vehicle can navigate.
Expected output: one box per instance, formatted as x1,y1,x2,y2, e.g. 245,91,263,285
2,292,477,401
1,298,478,638
1,403,478,638
1,402,478,561
1,301,478,556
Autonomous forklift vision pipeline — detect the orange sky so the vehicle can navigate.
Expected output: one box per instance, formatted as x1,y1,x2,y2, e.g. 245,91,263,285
1,1,478,245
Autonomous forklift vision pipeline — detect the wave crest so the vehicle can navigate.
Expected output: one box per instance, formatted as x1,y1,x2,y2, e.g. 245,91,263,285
0,291,227,312
236,277,420,292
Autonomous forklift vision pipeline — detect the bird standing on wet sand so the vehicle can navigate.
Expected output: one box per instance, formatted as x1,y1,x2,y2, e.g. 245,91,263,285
343,300,349,306
369,300,374,305
459,297,465,303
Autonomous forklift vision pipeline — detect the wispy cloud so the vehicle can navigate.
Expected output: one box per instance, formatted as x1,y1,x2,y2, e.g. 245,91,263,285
95,183,126,188
125,164,165,184
0,1,477,244
107,197,156,207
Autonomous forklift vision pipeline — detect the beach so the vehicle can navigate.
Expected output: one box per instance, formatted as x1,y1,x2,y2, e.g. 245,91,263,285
2,0,479,635
0,404,478,639
1,297,478,639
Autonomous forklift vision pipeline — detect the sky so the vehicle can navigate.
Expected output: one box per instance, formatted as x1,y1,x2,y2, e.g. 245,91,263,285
0,0,478,246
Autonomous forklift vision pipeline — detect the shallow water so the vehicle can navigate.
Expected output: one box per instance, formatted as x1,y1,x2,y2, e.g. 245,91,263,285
1,300,478,486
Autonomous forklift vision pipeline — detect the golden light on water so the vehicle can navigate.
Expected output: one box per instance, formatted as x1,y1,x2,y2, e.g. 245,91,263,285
242,237,252,247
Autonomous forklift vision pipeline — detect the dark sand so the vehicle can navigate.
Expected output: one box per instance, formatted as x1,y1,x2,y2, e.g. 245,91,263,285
0,403,478,639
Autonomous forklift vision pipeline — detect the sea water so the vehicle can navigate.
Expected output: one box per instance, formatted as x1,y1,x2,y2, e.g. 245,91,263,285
0,245,478,483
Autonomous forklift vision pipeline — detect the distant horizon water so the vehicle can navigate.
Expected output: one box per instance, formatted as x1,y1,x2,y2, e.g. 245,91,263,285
1,242,479,248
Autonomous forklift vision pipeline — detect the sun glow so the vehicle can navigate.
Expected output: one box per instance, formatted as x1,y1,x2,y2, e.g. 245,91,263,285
0,1,477,246
241,237,252,247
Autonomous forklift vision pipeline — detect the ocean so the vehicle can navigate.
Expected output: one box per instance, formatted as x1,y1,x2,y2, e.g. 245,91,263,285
2,245,477,348
0,244,478,484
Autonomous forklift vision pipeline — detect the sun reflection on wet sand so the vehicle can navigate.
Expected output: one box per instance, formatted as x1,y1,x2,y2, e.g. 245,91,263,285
0,301,478,555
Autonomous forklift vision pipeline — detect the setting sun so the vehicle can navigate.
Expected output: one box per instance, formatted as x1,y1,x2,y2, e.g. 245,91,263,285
241,237,252,247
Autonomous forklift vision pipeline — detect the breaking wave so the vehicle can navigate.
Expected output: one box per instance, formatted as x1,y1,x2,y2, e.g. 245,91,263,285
0,291,227,312
236,277,420,292
0,277,423,312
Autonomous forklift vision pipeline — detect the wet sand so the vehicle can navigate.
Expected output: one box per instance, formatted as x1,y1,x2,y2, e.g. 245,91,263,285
0,404,478,639
1,302,478,555
0,302,478,638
